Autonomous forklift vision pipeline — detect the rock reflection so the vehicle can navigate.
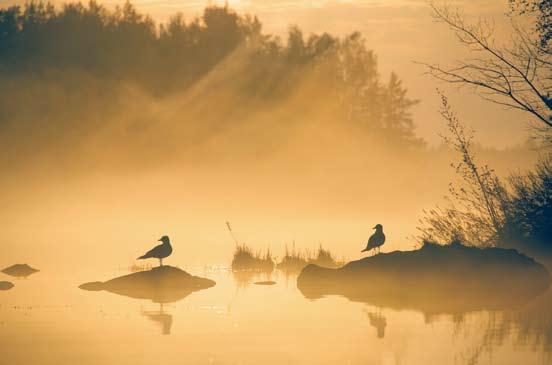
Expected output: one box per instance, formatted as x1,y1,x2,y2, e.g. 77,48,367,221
297,248,552,363
298,279,543,315
301,271,552,363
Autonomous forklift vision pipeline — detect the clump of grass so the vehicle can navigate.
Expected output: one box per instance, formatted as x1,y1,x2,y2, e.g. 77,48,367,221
277,244,345,272
311,246,339,267
130,262,153,272
417,95,552,260
421,238,465,250
231,243,275,272
277,244,309,272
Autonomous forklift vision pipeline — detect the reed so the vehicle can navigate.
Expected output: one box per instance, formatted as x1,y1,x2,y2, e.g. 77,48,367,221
277,244,345,272
231,243,275,272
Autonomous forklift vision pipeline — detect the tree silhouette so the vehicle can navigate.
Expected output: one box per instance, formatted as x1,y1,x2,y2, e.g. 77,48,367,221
0,1,423,160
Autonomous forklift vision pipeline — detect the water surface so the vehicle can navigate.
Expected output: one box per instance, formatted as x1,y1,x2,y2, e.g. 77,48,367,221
1,266,550,365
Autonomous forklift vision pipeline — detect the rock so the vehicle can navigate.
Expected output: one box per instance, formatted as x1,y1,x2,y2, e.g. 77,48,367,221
2,264,39,278
297,242,551,314
79,265,215,303
0,281,14,290
254,281,276,285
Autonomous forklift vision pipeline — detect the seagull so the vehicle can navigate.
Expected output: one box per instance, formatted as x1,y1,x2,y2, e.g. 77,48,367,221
362,224,385,255
137,235,173,267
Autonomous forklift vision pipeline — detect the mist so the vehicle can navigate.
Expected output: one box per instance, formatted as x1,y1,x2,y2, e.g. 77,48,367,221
0,2,539,273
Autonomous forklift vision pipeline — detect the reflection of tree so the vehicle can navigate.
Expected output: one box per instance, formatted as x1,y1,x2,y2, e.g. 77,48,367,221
452,287,552,364
142,303,173,335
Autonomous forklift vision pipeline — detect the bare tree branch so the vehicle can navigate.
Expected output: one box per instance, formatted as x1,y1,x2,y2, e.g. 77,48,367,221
421,3,552,134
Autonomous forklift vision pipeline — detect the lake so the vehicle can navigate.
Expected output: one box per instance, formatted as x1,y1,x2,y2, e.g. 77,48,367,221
1,265,551,365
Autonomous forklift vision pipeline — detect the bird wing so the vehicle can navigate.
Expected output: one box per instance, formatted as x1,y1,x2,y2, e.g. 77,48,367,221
138,244,163,259
366,233,385,249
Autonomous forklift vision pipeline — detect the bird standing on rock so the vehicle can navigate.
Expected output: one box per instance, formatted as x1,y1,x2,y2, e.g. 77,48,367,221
138,236,173,267
362,224,385,255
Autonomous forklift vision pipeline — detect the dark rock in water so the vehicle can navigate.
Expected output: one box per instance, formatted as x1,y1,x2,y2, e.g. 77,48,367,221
254,281,276,285
0,281,14,290
297,243,551,314
2,264,39,278
79,266,215,303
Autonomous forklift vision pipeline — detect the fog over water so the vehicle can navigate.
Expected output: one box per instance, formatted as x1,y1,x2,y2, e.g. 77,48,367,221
0,0,541,270
0,2,551,365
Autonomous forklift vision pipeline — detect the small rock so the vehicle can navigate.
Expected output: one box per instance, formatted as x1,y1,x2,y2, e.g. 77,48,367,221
0,281,14,291
254,281,276,285
79,265,216,303
2,264,39,278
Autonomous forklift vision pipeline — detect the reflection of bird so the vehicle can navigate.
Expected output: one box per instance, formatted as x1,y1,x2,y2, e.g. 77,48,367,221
362,224,385,255
364,309,387,338
138,236,173,267
142,303,173,335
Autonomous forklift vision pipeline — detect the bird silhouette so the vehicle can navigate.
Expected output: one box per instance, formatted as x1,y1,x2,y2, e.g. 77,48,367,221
362,224,385,255
137,236,173,267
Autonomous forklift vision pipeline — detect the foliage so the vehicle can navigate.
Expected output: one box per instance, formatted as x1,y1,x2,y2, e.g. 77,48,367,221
424,3,552,144
417,94,510,246
417,95,551,255
231,243,275,271
420,2,552,256
0,1,422,150
277,243,344,271
277,244,308,272
504,158,552,254
510,0,552,49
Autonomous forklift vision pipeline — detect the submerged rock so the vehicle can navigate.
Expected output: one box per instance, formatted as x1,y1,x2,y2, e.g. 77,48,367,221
79,265,216,303
0,281,14,290
297,243,551,314
2,264,39,278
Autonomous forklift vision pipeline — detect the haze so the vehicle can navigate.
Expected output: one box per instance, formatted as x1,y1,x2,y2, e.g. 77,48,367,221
0,0,539,273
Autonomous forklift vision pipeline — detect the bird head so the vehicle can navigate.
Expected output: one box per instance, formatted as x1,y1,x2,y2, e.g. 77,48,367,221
373,224,383,230
158,235,170,244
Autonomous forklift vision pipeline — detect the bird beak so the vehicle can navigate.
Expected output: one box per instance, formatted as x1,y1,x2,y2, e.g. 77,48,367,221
372,226,377,229
158,238,163,242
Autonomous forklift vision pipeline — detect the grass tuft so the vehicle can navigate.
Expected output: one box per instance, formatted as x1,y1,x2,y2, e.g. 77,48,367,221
231,243,275,272
277,244,345,272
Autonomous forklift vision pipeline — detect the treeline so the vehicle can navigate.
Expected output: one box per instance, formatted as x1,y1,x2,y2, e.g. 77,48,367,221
0,1,421,146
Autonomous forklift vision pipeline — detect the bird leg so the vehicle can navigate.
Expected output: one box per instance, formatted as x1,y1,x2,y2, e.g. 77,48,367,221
160,258,163,267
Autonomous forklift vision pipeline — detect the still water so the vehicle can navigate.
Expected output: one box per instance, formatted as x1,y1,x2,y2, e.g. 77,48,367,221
1,266,551,365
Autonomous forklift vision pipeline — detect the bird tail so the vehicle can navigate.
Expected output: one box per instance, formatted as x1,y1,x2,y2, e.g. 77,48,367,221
361,248,368,253
137,255,147,260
